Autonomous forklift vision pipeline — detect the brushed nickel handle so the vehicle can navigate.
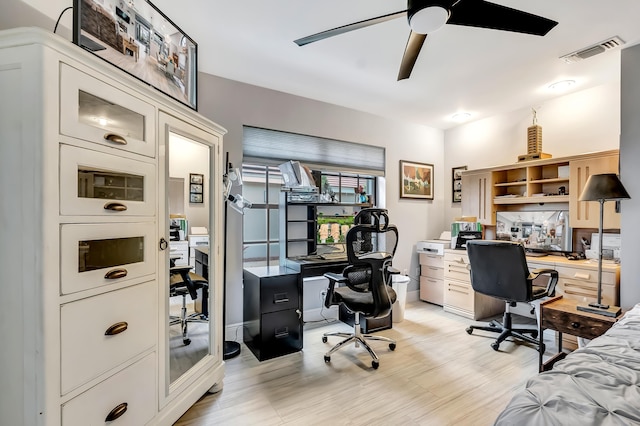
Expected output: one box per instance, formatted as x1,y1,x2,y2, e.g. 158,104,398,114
105,402,128,422
104,202,128,211
104,133,128,145
105,321,128,336
105,268,128,280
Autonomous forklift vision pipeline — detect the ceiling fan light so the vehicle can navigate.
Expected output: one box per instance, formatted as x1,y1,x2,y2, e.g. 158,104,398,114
548,79,576,91
451,112,471,122
409,6,449,34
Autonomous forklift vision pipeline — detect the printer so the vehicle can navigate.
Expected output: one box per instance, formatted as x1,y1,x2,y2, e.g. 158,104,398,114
417,231,451,256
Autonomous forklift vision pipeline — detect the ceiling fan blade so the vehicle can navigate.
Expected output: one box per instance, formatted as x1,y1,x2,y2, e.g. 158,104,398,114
448,0,558,36
294,10,407,46
397,31,427,81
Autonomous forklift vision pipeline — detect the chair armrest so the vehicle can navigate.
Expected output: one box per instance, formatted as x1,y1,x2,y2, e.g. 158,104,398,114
324,272,347,283
386,266,401,275
323,272,347,308
529,268,559,297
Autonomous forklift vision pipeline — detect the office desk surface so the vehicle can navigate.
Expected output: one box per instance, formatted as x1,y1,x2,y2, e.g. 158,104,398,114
194,246,209,256
243,265,299,278
523,254,619,273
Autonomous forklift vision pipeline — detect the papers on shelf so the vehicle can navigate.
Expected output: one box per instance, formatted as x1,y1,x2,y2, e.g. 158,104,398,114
495,194,520,198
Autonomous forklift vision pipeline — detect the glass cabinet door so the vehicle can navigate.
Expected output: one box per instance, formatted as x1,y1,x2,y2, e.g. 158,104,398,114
60,63,156,157
60,144,156,216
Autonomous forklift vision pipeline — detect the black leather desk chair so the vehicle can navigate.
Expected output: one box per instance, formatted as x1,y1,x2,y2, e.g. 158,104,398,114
323,208,399,369
465,240,558,353
169,265,208,346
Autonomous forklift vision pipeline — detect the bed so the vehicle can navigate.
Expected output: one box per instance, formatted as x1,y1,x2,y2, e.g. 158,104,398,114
495,303,640,425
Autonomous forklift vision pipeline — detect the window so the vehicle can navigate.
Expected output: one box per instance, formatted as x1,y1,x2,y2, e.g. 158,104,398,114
242,164,282,267
241,126,385,267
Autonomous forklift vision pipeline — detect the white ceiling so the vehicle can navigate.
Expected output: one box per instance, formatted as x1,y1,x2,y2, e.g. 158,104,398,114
152,0,640,130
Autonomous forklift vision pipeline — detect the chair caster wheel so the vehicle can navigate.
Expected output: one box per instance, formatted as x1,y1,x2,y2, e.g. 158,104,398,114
372,360,379,369
491,342,500,351
322,336,328,343
324,355,331,363
183,338,191,346
466,327,473,335
389,343,396,351
530,330,539,339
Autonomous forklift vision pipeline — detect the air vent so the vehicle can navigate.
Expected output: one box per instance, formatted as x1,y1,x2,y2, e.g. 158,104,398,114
560,36,625,63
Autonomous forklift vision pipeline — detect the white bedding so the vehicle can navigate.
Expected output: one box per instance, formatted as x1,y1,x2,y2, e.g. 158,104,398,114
495,303,640,426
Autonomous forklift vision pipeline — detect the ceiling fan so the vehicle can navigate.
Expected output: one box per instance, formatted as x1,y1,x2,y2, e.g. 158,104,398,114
294,0,558,81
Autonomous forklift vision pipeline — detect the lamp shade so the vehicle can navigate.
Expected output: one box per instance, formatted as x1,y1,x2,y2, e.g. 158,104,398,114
579,173,630,201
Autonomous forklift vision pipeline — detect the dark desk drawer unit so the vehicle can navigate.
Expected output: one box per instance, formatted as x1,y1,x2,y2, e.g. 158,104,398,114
542,308,614,340
243,266,302,361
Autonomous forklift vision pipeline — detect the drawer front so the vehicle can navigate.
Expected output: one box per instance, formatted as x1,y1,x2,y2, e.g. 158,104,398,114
555,266,616,286
260,274,299,314
557,278,618,307
421,265,444,280
443,279,474,312
60,222,156,295
169,241,189,266
420,276,444,305
542,309,615,340
260,309,303,359
60,144,156,216
419,253,443,268
60,281,157,394
444,251,469,264
62,352,156,426
60,63,156,157
444,260,471,282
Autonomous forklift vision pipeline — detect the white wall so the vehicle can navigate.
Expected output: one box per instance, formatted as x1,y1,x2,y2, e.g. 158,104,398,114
620,43,640,308
197,74,445,326
443,81,621,223
169,133,210,230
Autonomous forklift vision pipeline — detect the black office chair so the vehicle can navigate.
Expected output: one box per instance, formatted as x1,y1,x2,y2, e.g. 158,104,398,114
323,208,399,369
465,240,558,352
170,264,208,346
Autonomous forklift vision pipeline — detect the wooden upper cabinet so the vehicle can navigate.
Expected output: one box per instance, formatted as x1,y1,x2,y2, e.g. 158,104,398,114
461,171,494,225
570,153,621,229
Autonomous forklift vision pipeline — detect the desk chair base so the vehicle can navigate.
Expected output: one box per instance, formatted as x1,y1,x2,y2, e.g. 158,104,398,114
466,303,543,353
170,289,208,346
322,312,396,369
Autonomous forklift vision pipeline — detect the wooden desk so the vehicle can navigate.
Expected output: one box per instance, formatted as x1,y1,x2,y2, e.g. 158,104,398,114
539,296,620,372
122,38,139,61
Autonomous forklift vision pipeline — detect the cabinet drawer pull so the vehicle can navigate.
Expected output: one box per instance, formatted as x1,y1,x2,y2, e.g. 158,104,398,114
104,269,128,280
104,202,128,211
573,272,590,280
105,321,128,336
104,133,128,145
105,402,128,422
275,327,289,339
571,322,581,329
274,293,289,304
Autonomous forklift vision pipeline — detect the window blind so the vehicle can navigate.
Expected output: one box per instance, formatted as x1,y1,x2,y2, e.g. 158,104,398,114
242,126,385,176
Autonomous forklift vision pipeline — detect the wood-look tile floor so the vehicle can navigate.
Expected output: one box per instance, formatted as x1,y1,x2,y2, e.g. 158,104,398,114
175,301,554,425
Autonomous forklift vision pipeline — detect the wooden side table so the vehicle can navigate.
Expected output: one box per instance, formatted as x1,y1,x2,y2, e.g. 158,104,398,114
539,295,620,372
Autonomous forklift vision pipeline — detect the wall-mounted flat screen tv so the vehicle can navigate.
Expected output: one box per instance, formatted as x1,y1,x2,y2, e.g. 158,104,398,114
495,210,572,255
73,0,197,110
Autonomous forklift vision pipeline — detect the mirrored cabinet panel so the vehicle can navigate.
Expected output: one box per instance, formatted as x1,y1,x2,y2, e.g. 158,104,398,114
158,111,223,405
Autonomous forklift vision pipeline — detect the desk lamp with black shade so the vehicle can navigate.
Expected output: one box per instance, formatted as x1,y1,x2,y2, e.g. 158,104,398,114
577,173,630,317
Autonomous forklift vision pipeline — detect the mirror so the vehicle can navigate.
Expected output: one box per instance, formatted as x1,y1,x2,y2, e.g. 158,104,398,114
168,131,211,384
